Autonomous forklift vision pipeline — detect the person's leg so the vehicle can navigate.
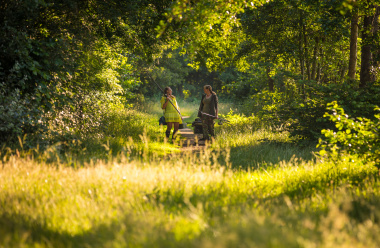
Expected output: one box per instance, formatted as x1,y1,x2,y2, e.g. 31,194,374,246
166,122,173,138
209,118,215,138
205,117,214,140
201,116,209,140
172,122,179,139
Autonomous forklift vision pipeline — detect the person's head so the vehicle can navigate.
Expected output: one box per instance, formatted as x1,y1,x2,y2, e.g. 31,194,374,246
164,87,172,96
203,85,215,95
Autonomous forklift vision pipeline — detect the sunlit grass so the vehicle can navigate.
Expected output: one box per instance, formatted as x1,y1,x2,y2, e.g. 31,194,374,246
1,147,379,247
1,100,380,247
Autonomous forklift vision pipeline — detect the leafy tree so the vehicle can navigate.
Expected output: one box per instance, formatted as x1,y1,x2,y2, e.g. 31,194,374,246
0,0,174,143
150,49,191,98
238,0,353,93
157,0,270,70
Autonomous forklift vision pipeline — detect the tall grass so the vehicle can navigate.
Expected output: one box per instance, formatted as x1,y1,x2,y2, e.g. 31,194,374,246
1,100,380,247
1,147,379,247
0,107,177,164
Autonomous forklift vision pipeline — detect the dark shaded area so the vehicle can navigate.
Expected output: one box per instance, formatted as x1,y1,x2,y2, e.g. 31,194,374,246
0,212,119,247
0,211,182,247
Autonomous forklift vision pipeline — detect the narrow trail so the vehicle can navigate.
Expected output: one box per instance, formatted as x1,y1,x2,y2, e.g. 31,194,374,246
178,117,208,152
178,127,202,151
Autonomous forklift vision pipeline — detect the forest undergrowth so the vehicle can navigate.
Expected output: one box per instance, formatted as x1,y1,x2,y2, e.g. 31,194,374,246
1,99,380,248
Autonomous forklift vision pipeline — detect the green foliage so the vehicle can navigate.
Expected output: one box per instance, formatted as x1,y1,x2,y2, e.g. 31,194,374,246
218,66,265,98
149,49,191,97
218,109,259,135
158,0,270,70
276,82,380,140
0,0,171,146
0,87,47,145
237,89,289,129
23,105,168,164
1,0,379,150
318,101,380,167
2,1,380,245
239,0,352,85
0,0,64,143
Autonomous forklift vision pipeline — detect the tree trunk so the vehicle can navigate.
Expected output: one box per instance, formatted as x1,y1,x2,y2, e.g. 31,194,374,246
348,11,359,80
266,66,274,92
303,24,311,81
299,30,305,81
360,4,377,88
373,6,379,81
317,37,325,83
316,62,321,83
299,14,305,97
311,36,319,81
340,62,347,82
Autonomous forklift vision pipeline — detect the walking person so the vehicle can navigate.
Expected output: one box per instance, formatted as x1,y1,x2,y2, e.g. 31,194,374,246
161,87,183,140
198,85,218,141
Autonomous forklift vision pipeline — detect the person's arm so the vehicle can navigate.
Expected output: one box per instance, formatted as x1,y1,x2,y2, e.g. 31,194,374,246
162,96,171,109
214,94,219,118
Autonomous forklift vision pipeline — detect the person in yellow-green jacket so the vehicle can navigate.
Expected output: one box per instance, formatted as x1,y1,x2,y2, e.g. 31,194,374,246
161,87,183,140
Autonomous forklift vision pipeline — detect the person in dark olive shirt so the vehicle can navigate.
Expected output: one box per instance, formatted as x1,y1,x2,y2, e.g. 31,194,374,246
197,85,218,141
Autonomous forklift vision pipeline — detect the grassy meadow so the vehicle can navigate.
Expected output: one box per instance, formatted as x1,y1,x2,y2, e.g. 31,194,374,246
1,99,380,247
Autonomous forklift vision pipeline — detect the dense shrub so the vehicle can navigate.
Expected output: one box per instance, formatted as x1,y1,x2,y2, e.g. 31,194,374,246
239,90,288,127
318,101,380,167
218,109,260,134
0,86,47,146
237,81,380,141
278,82,380,140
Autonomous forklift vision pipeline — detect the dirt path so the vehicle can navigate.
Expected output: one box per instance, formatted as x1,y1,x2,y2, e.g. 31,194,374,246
179,127,198,144
178,118,207,151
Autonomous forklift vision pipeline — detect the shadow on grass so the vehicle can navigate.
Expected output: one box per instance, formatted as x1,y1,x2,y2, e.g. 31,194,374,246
0,212,120,247
226,139,318,170
0,211,187,248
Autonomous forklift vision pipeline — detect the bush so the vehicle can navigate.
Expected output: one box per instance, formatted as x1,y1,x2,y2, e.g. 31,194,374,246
0,86,47,146
318,101,380,167
239,90,289,128
278,82,380,140
48,91,123,139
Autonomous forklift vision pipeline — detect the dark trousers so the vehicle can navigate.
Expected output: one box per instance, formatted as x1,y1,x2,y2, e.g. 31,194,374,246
201,116,215,140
